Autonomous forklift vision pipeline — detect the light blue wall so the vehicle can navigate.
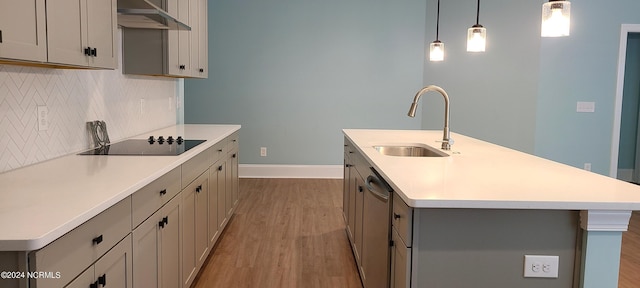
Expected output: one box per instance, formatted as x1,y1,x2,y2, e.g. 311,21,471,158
421,0,540,153
186,0,640,173
185,0,426,165
423,0,640,175
535,2,640,175
618,33,640,169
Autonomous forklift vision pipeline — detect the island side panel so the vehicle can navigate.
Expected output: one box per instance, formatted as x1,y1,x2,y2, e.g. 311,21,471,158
580,231,623,288
0,251,28,288
412,209,580,288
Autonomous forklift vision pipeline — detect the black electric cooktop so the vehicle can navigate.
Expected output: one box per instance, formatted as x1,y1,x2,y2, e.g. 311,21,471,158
78,136,206,156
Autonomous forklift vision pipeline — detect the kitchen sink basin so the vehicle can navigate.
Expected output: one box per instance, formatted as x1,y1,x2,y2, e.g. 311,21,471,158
373,144,449,157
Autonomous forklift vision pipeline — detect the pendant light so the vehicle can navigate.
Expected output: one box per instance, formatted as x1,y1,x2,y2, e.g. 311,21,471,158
541,0,570,37
429,0,444,62
466,0,486,52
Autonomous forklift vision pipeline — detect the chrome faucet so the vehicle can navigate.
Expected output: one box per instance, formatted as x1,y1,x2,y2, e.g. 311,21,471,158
407,85,451,150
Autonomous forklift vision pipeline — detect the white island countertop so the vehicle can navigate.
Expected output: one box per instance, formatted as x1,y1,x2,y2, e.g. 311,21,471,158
344,129,640,210
0,124,240,251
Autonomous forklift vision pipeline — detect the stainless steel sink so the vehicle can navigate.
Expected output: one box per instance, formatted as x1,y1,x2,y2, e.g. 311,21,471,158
373,144,449,157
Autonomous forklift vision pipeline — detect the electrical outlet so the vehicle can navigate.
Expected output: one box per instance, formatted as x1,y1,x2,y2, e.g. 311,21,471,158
140,99,146,115
524,255,559,278
584,163,592,171
260,147,267,157
577,101,595,113
37,105,49,131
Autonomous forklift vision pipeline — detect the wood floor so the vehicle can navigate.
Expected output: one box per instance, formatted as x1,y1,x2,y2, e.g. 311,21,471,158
192,178,640,288
192,178,362,288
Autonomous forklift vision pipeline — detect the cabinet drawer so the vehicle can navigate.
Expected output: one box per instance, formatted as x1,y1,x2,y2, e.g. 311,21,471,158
29,197,132,287
132,166,181,228
183,149,211,189
226,131,239,149
392,193,413,246
210,140,226,164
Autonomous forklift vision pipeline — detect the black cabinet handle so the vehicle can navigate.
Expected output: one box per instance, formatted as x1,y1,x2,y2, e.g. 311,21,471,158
358,186,363,193
218,165,223,171
196,185,202,193
218,149,223,152
179,65,186,70
199,68,204,73
92,235,103,245
345,164,351,168
84,47,92,56
91,48,97,57
159,216,168,228
98,274,106,286
232,153,236,158
160,189,167,196
0,30,3,43
393,213,401,220
90,281,98,288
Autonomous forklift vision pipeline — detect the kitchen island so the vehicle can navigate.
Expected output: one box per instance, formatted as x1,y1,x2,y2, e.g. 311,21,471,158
0,124,240,288
343,129,640,288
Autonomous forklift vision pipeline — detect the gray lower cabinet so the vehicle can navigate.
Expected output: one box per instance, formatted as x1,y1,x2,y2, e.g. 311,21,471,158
390,229,410,288
182,170,210,288
29,197,132,288
1,131,240,288
132,193,181,288
66,234,133,288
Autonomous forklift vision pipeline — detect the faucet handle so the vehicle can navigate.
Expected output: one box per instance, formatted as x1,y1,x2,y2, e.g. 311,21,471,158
436,138,454,150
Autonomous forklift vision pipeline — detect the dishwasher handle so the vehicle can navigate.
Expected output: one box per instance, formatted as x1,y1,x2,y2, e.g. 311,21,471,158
366,175,390,202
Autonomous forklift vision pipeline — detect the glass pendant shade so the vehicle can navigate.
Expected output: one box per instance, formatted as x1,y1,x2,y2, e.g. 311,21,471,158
430,41,444,62
541,1,570,37
467,25,486,52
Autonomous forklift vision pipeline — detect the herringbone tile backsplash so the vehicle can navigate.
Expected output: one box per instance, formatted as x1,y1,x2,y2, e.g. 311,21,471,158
0,64,178,173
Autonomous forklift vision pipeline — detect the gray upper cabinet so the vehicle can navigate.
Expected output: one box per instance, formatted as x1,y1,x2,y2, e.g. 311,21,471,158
190,0,208,78
0,0,117,69
0,0,47,63
122,0,208,78
46,0,118,69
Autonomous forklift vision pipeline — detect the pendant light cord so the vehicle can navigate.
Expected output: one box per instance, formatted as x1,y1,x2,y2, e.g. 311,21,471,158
436,0,440,40
476,0,480,25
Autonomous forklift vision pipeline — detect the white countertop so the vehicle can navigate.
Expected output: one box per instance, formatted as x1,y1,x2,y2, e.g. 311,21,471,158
0,124,240,251
344,129,640,210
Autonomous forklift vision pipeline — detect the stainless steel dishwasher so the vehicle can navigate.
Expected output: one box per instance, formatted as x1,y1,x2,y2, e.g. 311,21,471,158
361,166,393,288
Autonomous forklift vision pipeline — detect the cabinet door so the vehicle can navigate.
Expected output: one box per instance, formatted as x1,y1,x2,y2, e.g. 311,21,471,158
132,210,161,288
189,0,207,77
391,229,411,288
354,175,365,265
167,0,191,76
94,234,133,288
343,153,350,225
230,151,239,209
182,172,209,288
208,165,220,246
86,0,117,69
160,195,181,288
0,0,46,62
182,180,197,288
64,266,94,288
347,164,357,243
46,0,87,66
195,175,210,267
225,153,234,219
217,161,228,231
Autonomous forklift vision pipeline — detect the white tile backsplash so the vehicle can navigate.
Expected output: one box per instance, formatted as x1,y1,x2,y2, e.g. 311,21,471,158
0,55,179,173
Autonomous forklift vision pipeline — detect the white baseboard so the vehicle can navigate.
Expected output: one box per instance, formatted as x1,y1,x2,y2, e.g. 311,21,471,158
617,169,633,182
239,164,343,179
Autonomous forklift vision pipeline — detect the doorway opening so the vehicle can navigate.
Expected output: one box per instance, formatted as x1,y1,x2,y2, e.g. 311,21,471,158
611,25,640,182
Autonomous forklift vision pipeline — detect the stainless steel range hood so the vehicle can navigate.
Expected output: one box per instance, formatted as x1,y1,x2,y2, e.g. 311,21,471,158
117,0,191,30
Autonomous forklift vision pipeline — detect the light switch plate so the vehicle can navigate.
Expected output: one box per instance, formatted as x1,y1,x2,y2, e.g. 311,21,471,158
577,101,595,113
